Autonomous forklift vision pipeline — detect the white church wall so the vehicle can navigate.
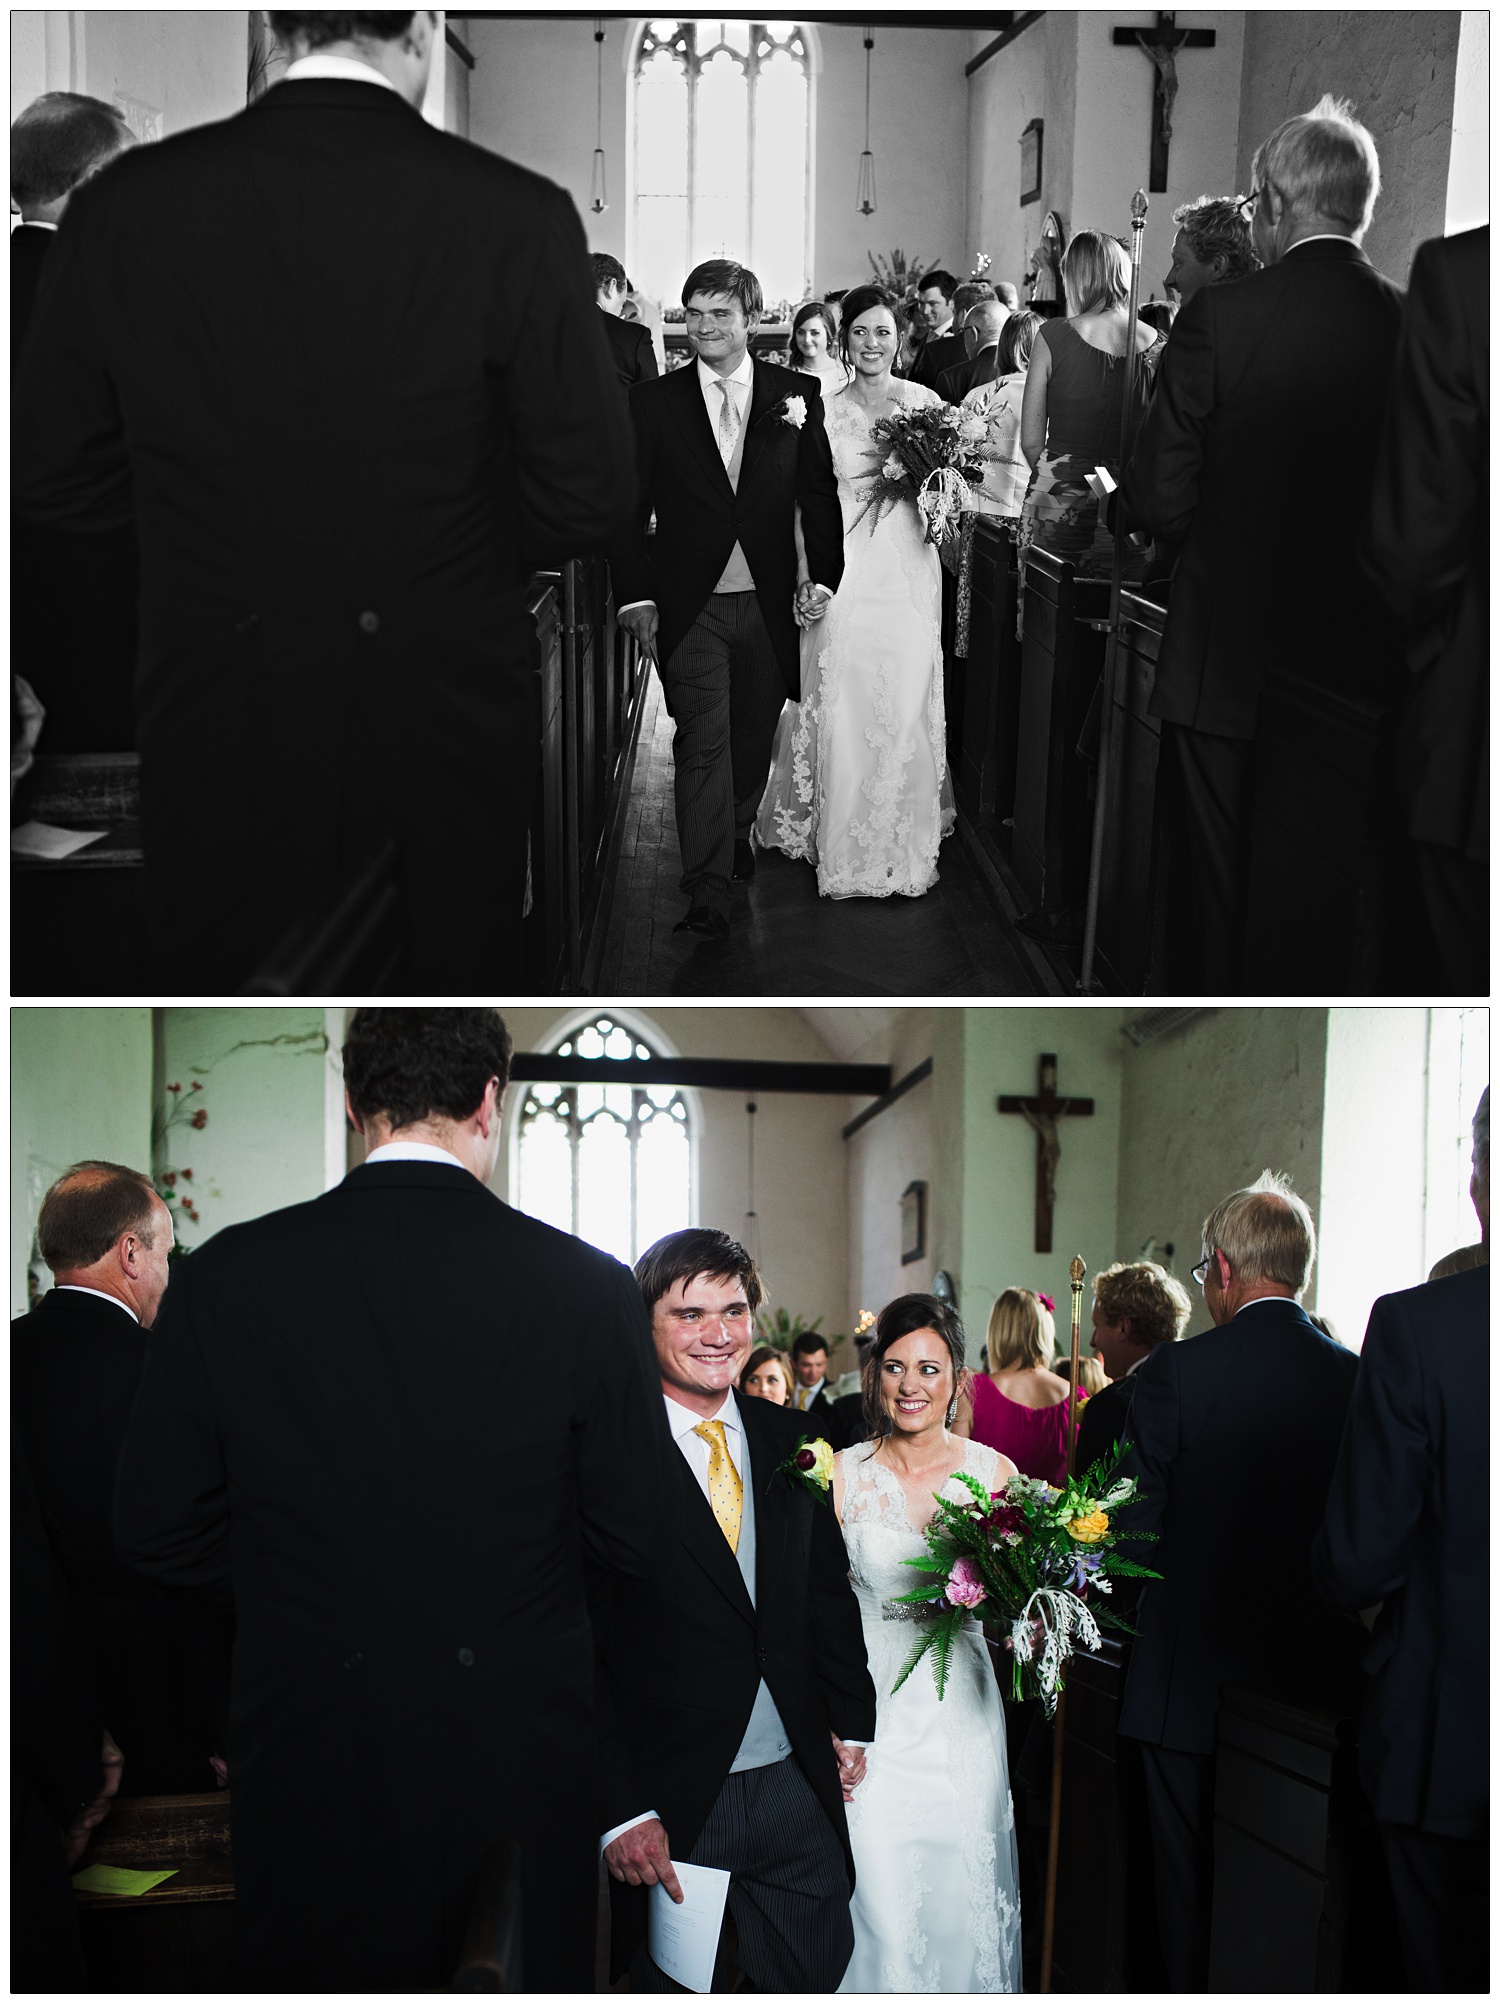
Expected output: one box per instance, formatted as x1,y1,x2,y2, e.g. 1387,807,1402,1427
500,1006,850,1360
12,1008,154,1315
1116,1008,1329,1340
1235,10,1461,286
11,12,250,136
1444,10,1487,234
964,19,1049,303
154,1008,335,1255
847,1070,935,1334
955,1008,1125,1357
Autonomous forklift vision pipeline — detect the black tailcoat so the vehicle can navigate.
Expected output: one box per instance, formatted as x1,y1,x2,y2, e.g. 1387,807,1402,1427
1313,1266,1488,1839
594,1392,875,1973
609,355,844,700
1119,1299,1359,1753
603,309,661,390
1120,239,1405,741
12,79,634,990
114,1162,678,1993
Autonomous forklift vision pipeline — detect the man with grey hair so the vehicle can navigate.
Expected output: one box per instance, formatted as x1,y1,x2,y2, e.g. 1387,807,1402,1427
11,92,133,353
1118,1169,1359,1989
1119,96,1405,992
1314,1090,1488,1991
937,294,1010,403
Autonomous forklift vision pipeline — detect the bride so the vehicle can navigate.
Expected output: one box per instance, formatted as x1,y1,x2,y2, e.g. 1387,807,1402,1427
756,285,955,898
833,1294,1023,1993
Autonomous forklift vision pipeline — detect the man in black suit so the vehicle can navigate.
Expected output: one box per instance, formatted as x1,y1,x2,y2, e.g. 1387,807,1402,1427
1119,97,1404,991
1361,225,1488,994
11,92,133,357
614,258,843,939
905,268,966,390
1119,1172,1359,1990
116,1008,677,1993
599,1228,875,1989
936,296,1009,404
13,1160,220,1795
594,250,660,390
1313,1089,1489,1993
1073,1258,1192,1479
788,1328,838,1421
14,12,632,993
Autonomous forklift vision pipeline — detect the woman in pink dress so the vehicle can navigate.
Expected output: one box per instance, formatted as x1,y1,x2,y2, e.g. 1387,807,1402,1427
964,1288,1084,1485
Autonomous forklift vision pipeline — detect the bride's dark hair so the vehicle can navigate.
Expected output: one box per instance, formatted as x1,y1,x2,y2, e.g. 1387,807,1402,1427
837,284,906,366
862,1292,967,1438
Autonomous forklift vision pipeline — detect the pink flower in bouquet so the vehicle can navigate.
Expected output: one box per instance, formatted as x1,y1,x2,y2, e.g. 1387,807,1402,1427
945,1556,988,1609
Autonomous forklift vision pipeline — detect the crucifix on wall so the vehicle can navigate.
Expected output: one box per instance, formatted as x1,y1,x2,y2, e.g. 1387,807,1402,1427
998,1054,1095,1255
1112,12,1217,192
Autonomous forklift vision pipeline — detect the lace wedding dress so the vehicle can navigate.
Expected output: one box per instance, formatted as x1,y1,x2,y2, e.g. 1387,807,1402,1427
837,1438,1023,1993
755,381,956,898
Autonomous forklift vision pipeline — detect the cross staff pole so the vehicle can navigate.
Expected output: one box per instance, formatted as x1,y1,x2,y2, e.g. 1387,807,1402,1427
1078,189,1149,994
1039,1255,1087,1992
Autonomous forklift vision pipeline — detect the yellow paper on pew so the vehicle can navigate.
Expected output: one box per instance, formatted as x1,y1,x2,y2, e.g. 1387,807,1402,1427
72,1864,178,1897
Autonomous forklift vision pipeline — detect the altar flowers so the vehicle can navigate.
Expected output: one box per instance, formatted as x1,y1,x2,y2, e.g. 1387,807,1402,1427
887,1452,1158,1713
850,400,990,545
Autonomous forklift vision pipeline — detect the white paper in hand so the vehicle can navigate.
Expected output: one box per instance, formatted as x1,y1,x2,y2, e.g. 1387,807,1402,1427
647,1860,731,1993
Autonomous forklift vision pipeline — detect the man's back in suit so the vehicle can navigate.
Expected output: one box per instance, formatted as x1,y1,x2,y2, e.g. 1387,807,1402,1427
937,345,999,405
907,328,967,392
602,307,660,389
12,222,53,359
116,1161,676,1992
1122,239,1405,740
13,78,633,990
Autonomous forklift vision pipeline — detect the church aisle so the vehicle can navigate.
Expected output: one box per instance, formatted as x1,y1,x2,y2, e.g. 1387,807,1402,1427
594,676,1054,995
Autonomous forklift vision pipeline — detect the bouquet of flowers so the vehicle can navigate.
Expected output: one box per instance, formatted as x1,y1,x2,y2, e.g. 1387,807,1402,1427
887,1449,1158,1715
851,401,991,546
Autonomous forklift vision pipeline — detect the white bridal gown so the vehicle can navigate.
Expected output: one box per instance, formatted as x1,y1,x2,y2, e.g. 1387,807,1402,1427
836,1438,1023,1994
756,381,955,898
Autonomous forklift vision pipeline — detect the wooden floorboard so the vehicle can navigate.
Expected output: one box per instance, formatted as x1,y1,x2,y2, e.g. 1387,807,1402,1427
592,675,1057,998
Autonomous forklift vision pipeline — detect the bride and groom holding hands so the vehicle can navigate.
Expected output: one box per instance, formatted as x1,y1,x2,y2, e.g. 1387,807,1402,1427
614,258,954,940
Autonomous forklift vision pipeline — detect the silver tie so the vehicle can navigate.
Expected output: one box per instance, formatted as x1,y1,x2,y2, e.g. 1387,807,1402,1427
716,379,740,461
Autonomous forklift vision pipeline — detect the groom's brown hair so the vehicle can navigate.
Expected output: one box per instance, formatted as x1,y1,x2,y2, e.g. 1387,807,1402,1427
635,1227,764,1315
343,1008,513,1133
681,259,763,322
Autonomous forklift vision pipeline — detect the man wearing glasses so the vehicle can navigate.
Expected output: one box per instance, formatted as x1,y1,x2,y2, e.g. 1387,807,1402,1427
1119,95,1405,993
1115,1171,1359,1990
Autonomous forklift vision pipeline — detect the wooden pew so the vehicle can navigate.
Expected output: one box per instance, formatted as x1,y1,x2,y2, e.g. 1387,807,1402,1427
1011,548,1111,920
1091,588,1170,995
953,520,1024,842
11,752,147,994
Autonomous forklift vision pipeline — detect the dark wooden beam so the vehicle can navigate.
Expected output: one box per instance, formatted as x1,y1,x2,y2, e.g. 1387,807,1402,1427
841,1056,934,1140
510,1053,893,1097
965,10,1043,76
452,11,1018,30
445,24,477,68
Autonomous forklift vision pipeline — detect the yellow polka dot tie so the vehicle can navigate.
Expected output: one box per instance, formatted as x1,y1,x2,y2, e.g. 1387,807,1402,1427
693,1420,743,1554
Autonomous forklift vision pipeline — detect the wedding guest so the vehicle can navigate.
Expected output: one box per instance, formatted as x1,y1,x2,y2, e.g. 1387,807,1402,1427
994,281,1020,312
594,250,660,391
905,268,966,389
1314,1090,1489,1994
11,92,133,356
1074,1260,1192,1478
1019,229,1163,589
1138,298,1177,336
1361,225,1488,994
13,1162,222,1794
966,1288,1081,1484
961,309,1041,521
1118,96,1404,993
15,12,633,992
822,288,847,332
1164,194,1260,308
739,1344,793,1404
117,1008,676,1992
1119,1171,1359,1991
937,295,1009,403
1056,1354,1105,1396
790,1329,836,1418
790,299,852,395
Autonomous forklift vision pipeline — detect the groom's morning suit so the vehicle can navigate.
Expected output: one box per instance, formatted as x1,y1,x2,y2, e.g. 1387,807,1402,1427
1313,1266,1489,1992
13,71,632,993
612,354,843,917
115,1154,677,1993
595,1389,875,1989
1119,1298,1359,1990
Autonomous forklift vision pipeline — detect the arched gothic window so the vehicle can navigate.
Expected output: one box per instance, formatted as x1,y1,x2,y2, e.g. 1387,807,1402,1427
634,19,811,310
515,1015,692,1266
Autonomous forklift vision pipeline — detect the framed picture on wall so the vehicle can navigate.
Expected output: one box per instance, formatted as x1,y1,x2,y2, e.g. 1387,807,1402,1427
900,1181,927,1266
1020,118,1043,206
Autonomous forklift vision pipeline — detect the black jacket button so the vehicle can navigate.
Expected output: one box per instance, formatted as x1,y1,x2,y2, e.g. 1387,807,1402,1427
358,610,380,634
345,1651,363,1669
457,1647,476,1667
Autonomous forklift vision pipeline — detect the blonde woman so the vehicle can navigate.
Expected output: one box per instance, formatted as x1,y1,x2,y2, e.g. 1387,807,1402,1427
965,1287,1082,1485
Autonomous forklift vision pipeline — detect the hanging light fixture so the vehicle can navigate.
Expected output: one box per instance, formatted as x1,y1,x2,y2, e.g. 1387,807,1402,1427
742,1098,761,1263
589,20,609,215
856,27,877,216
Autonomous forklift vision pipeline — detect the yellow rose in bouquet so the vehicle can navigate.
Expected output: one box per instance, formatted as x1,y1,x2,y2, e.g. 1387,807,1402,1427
1065,1508,1110,1544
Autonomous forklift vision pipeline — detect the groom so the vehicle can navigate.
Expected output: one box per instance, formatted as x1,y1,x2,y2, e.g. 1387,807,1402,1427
597,1228,876,1989
614,260,845,939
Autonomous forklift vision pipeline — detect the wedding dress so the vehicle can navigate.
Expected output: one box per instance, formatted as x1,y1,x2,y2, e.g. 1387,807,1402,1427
836,1438,1023,1993
756,381,956,898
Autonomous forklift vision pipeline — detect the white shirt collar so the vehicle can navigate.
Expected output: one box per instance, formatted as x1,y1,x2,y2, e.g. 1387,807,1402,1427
362,1140,471,1173
55,1283,139,1324
663,1388,742,1440
1126,1353,1149,1377
698,351,754,396
1284,233,1357,252
20,219,59,232
283,54,402,93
